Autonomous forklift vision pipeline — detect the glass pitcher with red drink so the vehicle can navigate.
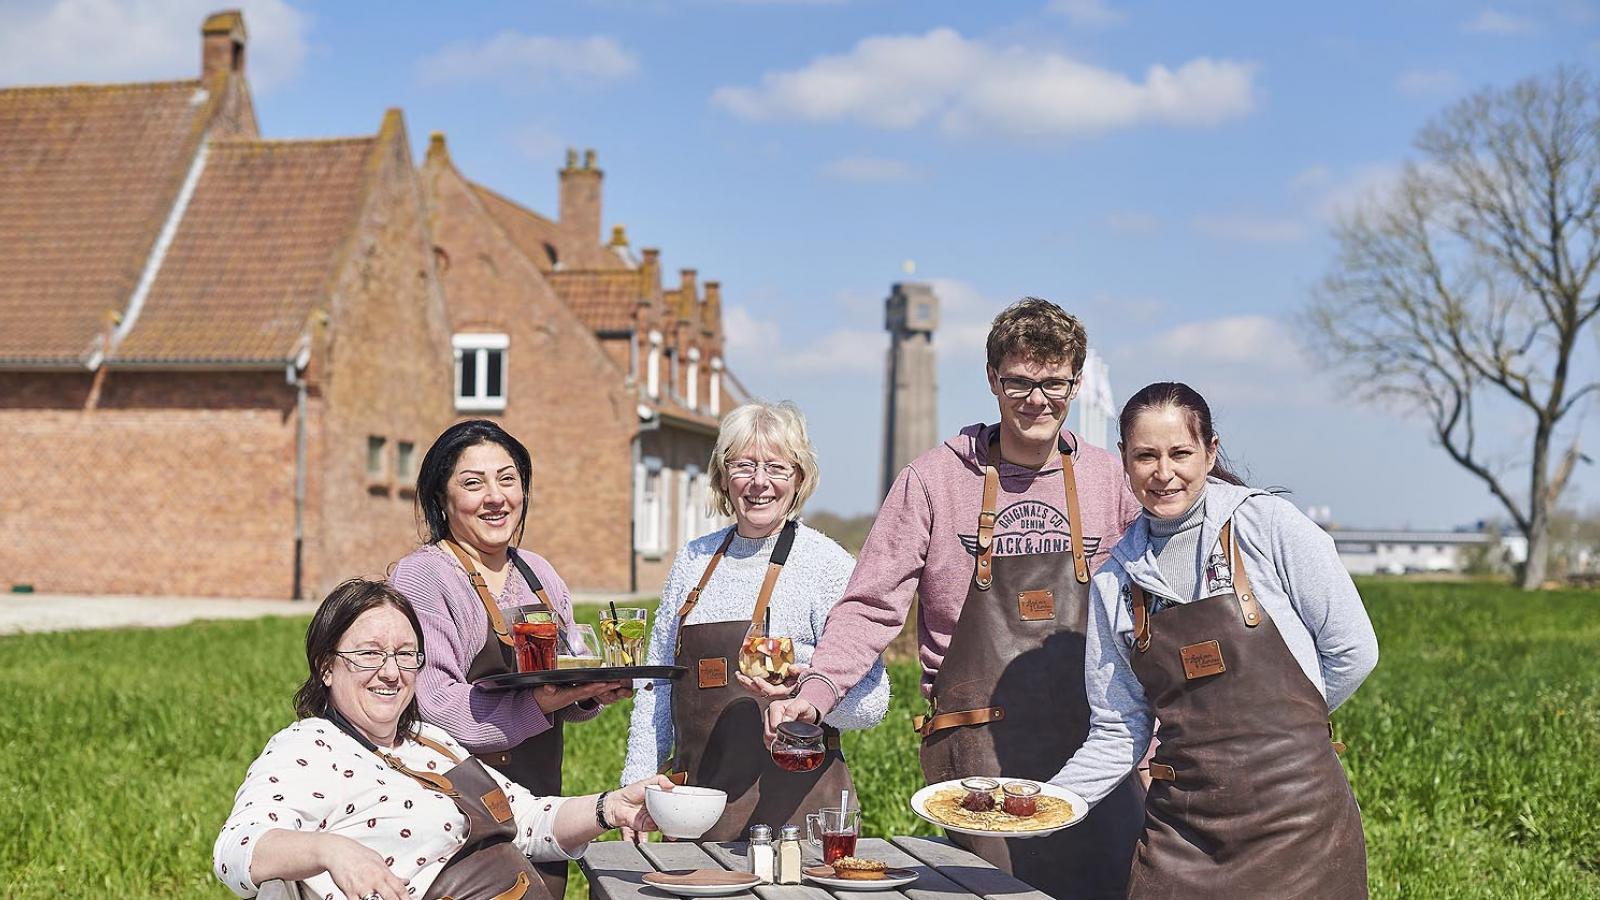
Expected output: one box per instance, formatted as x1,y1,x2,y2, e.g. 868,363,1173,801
769,721,826,773
804,805,861,865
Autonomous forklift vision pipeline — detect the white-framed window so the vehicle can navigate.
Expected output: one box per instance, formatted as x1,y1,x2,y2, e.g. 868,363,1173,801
687,347,701,411
636,456,665,555
710,357,723,416
453,333,508,411
646,331,662,400
366,436,387,480
682,466,709,543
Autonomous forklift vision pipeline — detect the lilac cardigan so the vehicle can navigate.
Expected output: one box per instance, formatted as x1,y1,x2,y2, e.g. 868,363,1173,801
389,543,600,753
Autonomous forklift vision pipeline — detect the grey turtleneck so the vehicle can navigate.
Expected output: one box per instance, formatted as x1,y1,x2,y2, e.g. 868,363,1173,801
1147,491,1207,604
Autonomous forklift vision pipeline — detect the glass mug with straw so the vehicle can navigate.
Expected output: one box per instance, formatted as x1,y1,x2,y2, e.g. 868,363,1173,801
805,804,861,865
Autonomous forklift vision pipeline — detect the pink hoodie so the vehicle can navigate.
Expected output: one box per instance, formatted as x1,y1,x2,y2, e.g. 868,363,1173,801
798,423,1141,716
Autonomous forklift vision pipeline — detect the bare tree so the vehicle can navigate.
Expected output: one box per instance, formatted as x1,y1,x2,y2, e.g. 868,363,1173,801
1303,67,1600,589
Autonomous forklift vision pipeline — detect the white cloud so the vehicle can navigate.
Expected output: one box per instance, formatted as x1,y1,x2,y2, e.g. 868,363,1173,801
723,305,782,366
0,0,309,92
1396,67,1459,98
1191,213,1308,243
1145,316,1303,370
1461,9,1539,34
418,32,638,88
1312,163,1406,223
820,155,923,182
1106,211,1162,236
779,328,886,375
712,28,1256,139
1046,0,1127,28
511,124,565,164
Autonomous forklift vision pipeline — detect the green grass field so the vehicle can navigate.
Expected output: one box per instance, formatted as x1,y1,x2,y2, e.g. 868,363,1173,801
1,581,1596,898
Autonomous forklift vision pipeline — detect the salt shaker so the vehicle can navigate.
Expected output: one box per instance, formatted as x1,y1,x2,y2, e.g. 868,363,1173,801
748,824,775,884
776,824,803,884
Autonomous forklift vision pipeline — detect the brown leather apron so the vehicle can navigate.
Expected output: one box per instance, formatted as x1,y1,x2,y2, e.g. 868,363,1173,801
915,438,1144,900
667,521,855,841
326,709,550,900
1127,522,1367,898
446,541,570,900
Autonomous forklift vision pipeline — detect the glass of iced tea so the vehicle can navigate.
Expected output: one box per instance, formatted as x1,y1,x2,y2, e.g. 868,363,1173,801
509,607,558,673
769,721,825,773
805,806,861,865
599,607,648,667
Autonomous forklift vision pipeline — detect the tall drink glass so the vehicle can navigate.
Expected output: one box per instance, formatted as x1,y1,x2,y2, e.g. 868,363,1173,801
805,806,861,865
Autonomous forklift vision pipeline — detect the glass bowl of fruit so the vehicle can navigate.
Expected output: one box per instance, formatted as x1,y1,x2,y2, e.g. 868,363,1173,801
738,624,796,684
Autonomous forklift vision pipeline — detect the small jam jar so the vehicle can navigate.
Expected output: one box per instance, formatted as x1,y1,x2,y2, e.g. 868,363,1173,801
959,777,998,812
1001,780,1040,818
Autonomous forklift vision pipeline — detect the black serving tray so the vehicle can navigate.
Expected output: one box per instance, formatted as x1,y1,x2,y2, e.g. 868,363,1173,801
473,665,686,690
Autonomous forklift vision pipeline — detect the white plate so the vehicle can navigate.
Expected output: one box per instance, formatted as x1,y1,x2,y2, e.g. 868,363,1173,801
909,778,1088,839
641,870,761,897
802,865,919,890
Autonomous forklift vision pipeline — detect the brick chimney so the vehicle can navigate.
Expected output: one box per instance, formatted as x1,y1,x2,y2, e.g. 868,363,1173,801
201,10,247,81
702,281,722,336
677,270,698,321
559,147,603,244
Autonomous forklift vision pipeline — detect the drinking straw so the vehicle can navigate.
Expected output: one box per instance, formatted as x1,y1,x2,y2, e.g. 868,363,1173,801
841,789,850,817
764,607,771,637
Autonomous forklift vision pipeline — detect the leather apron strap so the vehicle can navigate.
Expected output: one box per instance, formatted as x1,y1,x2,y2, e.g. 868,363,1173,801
674,520,798,655
1132,520,1259,653
442,540,568,649
974,437,1088,591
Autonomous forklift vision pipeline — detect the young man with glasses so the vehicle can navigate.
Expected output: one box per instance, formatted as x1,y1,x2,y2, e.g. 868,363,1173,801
767,297,1145,899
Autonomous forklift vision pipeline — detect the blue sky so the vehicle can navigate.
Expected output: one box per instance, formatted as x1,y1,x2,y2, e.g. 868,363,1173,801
3,0,1593,527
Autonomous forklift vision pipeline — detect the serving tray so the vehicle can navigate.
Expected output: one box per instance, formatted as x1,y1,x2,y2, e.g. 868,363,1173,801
473,665,685,690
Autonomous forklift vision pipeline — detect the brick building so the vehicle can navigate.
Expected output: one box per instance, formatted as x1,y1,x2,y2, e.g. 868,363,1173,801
0,11,735,599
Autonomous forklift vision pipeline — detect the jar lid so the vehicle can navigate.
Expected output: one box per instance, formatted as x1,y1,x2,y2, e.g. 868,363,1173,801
778,824,803,839
748,824,773,841
960,777,999,792
774,720,824,741
1002,779,1041,796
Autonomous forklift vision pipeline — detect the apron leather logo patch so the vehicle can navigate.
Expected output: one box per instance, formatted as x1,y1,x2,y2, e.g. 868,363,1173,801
1180,640,1226,679
481,787,513,823
697,657,729,689
1017,589,1055,621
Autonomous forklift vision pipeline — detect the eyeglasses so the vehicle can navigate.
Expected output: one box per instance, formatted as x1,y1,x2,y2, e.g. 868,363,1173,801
727,460,796,482
997,375,1077,401
335,649,426,671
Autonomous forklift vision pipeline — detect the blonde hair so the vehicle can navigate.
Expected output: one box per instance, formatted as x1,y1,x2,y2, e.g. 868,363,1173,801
707,400,820,520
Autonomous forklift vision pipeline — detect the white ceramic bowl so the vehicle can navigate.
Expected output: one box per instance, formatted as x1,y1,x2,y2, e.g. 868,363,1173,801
644,785,727,839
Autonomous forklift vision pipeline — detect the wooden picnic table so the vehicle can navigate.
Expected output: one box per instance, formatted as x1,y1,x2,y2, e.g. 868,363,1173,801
579,836,1053,900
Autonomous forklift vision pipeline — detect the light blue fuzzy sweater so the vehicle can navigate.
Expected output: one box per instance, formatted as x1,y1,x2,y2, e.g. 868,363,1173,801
1052,479,1380,806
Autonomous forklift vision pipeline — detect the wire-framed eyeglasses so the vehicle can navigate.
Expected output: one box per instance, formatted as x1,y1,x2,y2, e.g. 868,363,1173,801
997,375,1077,401
727,460,796,482
335,649,426,671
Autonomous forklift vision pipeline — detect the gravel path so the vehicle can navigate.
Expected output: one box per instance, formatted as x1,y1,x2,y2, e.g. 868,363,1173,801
0,594,309,635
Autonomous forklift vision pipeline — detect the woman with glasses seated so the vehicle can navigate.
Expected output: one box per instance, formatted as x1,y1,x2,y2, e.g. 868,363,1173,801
388,419,633,900
619,400,890,841
214,579,672,900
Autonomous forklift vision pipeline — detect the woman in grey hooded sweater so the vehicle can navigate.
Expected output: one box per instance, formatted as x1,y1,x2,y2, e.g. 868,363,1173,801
1052,382,1379,899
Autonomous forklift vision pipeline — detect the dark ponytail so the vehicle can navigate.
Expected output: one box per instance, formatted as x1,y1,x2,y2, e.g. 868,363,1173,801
1118,382,1247,486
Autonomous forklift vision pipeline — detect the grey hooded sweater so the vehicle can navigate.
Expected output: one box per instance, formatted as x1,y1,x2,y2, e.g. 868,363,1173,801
1051,478,1379,807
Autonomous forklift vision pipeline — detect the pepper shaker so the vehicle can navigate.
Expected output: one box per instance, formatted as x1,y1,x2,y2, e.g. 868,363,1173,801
776,824,803,884
748,824,775,884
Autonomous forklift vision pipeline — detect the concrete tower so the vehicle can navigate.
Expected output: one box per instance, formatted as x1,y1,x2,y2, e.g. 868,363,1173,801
882,282,940,497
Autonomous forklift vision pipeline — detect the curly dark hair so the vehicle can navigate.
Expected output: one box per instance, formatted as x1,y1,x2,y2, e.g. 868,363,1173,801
985,297,1089,374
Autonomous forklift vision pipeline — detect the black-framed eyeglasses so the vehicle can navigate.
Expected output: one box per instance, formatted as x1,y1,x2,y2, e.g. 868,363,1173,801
335,649,426,671
997,375,1077,401
727,460,796,482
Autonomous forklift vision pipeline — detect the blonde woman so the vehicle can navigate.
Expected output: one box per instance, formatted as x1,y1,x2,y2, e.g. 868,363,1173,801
619,401,889,841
